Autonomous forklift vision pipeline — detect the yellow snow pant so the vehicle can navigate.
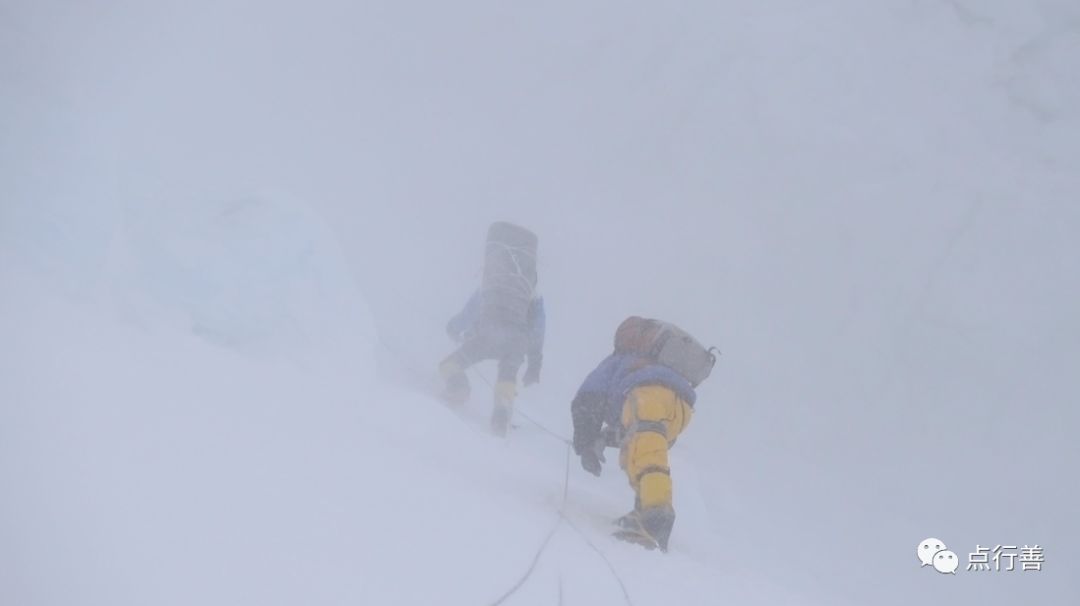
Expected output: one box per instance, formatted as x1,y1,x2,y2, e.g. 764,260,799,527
619,385,693,511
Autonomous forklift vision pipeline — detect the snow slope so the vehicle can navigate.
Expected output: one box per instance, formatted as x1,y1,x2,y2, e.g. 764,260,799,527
3,0,1078,605
1,199,802,606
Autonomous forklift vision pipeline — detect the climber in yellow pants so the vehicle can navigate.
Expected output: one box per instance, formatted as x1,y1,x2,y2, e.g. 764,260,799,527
571,318,716,551
618,384,693,540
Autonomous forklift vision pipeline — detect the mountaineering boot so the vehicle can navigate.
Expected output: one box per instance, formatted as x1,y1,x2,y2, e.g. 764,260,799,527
490,380,516,437
612,506,674,552
438,359,470,406
612,509,658,550
639,506,675,552
615,509,644,532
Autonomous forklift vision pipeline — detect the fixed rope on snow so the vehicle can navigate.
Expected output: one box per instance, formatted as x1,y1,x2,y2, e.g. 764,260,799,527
486,517,562,606
560,514,636,606
469,368,571,445
486,439,570,606
476,368,635,606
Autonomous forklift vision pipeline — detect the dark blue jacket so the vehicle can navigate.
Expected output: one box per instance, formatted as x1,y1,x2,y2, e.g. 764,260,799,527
571,351,696,453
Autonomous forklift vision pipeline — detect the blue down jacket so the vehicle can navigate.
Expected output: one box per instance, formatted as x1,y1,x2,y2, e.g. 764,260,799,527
571,351,696,454
446,291,545,360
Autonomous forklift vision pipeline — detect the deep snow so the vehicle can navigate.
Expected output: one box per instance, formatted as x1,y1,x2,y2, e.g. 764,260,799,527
0,202,798,605
3,1,1079,605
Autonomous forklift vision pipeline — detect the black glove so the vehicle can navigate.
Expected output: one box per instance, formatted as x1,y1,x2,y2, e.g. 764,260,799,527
572,393,605,456
522,363,540,386
579,440,606,477
600,425,623,448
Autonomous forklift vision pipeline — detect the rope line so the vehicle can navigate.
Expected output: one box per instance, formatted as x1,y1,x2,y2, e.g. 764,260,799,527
377,346,636,606
561,513,636,606
486,516,562,606
484,241,537,299
486,439,572,606
517,407,573,445
469,368,571,445
485,414,635,606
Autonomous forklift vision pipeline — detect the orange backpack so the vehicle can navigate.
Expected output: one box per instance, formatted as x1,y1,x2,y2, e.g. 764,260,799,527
614,316,717,386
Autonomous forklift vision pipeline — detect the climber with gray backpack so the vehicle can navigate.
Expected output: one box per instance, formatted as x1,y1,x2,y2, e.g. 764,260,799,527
440,222,545,437
570,316,717,551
